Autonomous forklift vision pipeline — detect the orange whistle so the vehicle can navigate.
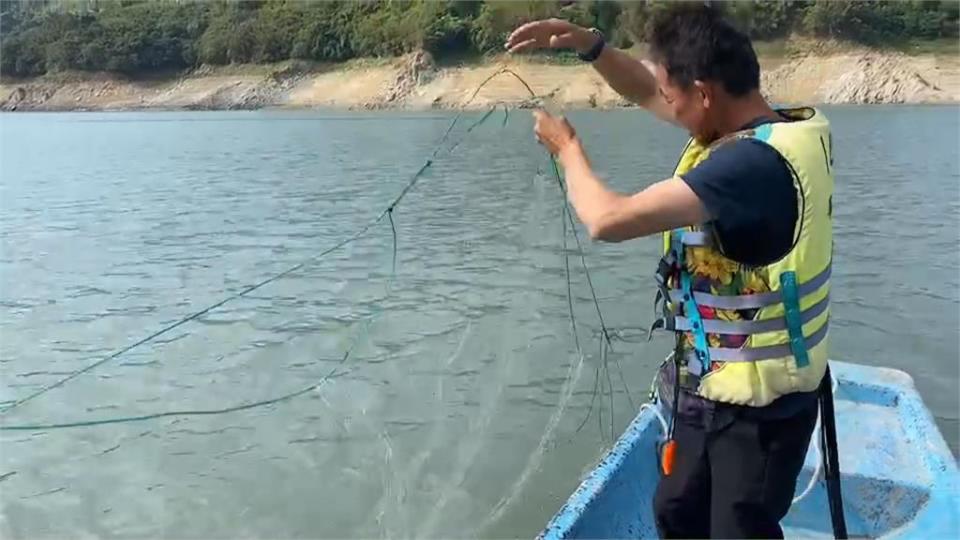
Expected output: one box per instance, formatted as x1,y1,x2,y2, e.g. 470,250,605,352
661,439,677,476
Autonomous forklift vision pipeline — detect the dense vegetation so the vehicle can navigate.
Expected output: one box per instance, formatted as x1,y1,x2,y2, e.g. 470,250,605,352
1,0,958,77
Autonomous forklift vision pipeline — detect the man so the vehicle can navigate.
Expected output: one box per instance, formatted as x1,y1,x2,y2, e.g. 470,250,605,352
506,4,833,539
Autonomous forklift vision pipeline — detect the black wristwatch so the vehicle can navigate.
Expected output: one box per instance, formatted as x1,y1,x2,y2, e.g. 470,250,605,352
577,28,605,62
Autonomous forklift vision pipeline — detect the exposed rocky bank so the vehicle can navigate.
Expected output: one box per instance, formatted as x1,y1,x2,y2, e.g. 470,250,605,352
2,46,958,112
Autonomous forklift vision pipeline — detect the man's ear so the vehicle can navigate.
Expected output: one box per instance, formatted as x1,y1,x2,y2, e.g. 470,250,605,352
693,80,711,109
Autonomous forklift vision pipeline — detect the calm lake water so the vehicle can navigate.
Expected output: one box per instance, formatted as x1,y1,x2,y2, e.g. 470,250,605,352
1,106,957,538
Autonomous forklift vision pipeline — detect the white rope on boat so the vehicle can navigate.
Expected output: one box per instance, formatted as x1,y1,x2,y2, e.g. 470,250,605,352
640,402,670,440
792,371,839,505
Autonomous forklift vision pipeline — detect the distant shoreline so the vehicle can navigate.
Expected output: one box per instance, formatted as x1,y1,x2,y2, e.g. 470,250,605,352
2,45,958,112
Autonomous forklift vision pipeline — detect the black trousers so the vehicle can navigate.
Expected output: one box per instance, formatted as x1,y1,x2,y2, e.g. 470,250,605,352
653,401,819,539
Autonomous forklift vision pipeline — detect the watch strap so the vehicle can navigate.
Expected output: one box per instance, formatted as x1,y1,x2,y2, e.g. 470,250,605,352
577,28,605,62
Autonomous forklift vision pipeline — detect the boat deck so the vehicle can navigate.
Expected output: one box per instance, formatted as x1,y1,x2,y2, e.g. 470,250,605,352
539,361,959,539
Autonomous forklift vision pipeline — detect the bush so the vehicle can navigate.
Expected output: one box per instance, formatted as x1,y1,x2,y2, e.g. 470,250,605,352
471,0,592,53
616,0,678,44
197,2,258,65
251,0,307,63
725,1,805,40
350,1,421,57
422,13,473,57
803,0,957,44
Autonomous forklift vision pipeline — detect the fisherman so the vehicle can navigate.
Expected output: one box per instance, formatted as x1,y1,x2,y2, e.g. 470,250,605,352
506,4,833,539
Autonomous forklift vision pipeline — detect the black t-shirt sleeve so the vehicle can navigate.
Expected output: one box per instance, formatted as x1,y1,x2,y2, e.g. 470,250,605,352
680,139,798,267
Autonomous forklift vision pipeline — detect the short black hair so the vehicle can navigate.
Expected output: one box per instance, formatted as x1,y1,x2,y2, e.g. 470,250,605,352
648,2,760,97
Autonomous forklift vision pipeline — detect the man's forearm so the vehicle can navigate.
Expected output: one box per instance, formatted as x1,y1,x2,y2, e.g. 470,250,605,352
565,28,657,106
556,140,624,239
568,29,669,120
590,46,659,106
555,139,708,242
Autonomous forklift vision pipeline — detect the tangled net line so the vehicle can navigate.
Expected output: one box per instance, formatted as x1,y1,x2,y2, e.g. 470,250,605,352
0,68,636,451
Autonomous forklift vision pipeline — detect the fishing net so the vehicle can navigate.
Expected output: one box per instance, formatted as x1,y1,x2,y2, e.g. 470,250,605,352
0,70,669,539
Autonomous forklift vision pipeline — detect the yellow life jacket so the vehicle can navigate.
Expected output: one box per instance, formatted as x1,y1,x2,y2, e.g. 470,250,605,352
653,107,833,407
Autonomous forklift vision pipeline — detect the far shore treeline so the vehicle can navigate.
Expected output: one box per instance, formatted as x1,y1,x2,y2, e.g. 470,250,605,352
1,0,958,78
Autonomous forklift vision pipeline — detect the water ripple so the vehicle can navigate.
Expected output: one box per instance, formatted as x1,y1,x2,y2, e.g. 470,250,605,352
0,107,956,539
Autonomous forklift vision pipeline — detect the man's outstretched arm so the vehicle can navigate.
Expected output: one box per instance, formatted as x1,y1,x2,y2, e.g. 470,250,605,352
505,19,677,126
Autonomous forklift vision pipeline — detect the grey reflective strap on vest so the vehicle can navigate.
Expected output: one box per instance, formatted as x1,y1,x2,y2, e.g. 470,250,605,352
683,319,829,363
690,264,832,310
671,293,829,335
678,231,712,247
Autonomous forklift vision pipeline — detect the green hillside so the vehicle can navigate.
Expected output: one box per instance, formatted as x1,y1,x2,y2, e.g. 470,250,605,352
1,0,957,78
